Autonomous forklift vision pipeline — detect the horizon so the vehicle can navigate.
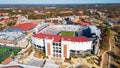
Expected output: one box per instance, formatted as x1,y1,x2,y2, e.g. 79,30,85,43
0,3,119,5
0,0,120,4
0,3,120,5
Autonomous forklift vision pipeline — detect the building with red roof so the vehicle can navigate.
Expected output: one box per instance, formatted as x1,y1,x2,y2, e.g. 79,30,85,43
0,20,6,25
0,12,9,16
60,10,73,14
78,21,91,26
13,23,37,31
33,33,90,42
31,24,101,58
79,10,84,15
32,33,92,58
32,27,92,59
1,57,13,65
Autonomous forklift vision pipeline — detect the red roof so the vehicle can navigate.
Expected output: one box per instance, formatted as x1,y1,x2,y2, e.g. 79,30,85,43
0,20,6,25
13,23,37,31
78,21,91,26
79,11,84,14
0,11,6,13
60,10,73,14
1,57,12,65
34,33,90,42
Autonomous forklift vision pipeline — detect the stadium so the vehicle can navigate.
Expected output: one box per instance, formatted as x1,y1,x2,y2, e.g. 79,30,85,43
32,23,101,59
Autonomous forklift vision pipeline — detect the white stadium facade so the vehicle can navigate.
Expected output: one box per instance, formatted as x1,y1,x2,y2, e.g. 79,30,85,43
31,23,101,59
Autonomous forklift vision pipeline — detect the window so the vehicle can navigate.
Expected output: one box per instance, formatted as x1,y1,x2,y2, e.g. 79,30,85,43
70,50,75,53
59,50,61,53
56,54,58,57
59,54,61,57
56,43,58,46
59,48,61,50
43,47,45,50
53,43,55,45
56,47,58,49
77,51,80,53
59,43,61,46
56,50,58,53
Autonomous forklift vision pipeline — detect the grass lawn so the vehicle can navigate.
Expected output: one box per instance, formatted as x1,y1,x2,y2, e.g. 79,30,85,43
60,31,75,36
13,49,20,55
0,47,9,55
0,46,20,63
0,53,11,63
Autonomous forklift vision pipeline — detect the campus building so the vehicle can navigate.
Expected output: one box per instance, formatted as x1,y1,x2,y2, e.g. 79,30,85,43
0,23,37,47
32,33,92,58
31,24,101,58
0,31,24,46
45,17,66,24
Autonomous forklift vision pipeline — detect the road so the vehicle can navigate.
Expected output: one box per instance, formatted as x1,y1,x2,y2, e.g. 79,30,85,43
101,41,110,68
101,30,120,68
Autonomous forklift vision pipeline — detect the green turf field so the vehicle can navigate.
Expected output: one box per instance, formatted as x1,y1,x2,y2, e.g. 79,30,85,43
60,31,75,36
0,46,20,63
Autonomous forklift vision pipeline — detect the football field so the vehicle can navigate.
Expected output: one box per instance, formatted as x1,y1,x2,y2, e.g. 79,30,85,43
60,31,76,36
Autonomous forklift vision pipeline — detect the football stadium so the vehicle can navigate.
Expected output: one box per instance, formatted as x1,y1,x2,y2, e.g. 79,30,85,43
32,24,101,59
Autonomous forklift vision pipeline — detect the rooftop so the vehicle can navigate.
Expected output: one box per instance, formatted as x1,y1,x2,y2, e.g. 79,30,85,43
0,31,23,41
34,33,90,42
44,63,60,68
1,27,25,32
1,57,12,65
60,10,73,14
13,23,37,31
1,65,22,68
78,21,91,26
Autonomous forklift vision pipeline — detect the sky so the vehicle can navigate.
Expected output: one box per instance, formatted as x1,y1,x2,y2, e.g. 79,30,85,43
0,0,120,4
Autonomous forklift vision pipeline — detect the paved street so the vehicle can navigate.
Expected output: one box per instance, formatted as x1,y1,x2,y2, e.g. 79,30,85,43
101,46,109,68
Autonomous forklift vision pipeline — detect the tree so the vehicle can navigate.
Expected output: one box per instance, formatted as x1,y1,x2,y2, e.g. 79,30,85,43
101,42,109,50
113,26,120,33
104,26,111,37
39,50,44,58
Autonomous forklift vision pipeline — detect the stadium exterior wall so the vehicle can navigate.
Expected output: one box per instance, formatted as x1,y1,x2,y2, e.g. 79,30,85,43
31,37,92,58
